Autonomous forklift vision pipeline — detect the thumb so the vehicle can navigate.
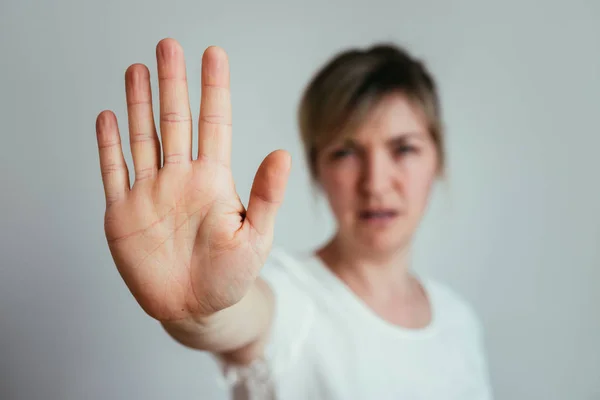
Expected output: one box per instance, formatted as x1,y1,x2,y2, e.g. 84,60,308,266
245,150,291,238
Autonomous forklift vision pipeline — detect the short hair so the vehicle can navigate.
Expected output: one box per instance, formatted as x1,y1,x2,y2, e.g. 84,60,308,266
298,43,445,180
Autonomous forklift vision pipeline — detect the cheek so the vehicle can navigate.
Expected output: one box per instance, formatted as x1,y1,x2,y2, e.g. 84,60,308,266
402,160,437,209
319,166,359,213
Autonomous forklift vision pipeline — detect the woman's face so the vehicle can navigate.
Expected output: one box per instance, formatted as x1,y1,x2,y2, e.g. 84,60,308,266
316,93,439,254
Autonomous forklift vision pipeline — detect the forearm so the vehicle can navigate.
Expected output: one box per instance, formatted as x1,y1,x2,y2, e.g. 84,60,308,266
160,278,273,360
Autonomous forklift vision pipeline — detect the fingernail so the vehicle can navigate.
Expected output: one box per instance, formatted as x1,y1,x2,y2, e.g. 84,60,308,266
204,47,225,80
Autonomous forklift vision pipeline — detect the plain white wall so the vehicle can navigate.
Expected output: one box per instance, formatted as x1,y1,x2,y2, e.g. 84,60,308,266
1,0,599,399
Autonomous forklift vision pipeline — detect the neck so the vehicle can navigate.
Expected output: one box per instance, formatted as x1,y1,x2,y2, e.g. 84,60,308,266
317,234,415,300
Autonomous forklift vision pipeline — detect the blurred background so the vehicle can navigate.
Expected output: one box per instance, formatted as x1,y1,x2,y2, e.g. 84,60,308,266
1,0,599,399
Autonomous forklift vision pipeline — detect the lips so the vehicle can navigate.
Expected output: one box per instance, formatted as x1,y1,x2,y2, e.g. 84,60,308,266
358,209,398,220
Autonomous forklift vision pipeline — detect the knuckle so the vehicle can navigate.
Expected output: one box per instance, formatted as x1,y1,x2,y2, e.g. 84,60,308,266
98,140,121,150
164,153,185,165
130,132,157,144
135,167,157,181
160,112,192,124
199,114,231,126
101,162,123,176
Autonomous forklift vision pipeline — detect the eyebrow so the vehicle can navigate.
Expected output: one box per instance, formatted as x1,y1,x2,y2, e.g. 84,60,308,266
339,132,425,147
387,132,427,145
341,131,426,146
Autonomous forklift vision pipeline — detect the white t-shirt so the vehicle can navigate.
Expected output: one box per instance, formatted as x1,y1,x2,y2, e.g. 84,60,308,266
217,248,493,400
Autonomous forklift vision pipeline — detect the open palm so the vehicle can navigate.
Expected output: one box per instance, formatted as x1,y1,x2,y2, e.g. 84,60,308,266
95,39,290,322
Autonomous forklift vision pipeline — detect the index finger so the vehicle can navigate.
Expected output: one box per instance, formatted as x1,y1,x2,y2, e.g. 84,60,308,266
197,46,232,167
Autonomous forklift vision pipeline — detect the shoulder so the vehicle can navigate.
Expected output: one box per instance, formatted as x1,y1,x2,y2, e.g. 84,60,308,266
260,247,316,290
259,249,318,373
425,279,485,338
263,247,302,271
259,247,318,314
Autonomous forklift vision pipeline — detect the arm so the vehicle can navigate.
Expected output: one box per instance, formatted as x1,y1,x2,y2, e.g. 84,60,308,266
161,278,274,365
95,39,290,367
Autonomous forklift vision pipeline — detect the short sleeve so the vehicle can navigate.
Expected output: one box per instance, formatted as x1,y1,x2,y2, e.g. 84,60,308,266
428,280,494,399
452,294,493,397
469,313,494,398
213,248,316,398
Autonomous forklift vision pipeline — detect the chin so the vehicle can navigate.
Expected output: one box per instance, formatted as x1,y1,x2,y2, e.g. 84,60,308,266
354,230,411,256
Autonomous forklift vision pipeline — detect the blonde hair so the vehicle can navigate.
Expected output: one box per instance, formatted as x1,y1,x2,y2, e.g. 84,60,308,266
298,43,445,180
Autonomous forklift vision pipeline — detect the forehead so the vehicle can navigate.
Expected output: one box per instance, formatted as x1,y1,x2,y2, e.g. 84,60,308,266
351,93,428,143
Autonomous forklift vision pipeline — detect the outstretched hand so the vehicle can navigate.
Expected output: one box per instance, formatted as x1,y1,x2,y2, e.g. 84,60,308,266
95,39,291,322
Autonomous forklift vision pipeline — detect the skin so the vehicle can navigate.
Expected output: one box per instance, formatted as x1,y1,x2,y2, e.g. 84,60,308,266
315,93,440,328
96,38,440,365
96,38,290,323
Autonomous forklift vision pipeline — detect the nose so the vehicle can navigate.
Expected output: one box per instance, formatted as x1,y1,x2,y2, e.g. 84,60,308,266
359,150,393,197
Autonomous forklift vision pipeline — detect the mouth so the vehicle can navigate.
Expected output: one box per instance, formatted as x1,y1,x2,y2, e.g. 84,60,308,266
358,209,399,222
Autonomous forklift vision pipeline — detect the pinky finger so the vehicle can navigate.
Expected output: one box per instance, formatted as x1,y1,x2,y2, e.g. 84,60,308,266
96,110,130,208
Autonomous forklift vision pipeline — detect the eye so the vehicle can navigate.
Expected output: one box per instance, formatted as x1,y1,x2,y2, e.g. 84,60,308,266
394,144,417,155
330,147,355,160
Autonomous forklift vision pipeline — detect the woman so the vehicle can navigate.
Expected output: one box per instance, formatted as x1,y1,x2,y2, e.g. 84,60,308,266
95,38,493,399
